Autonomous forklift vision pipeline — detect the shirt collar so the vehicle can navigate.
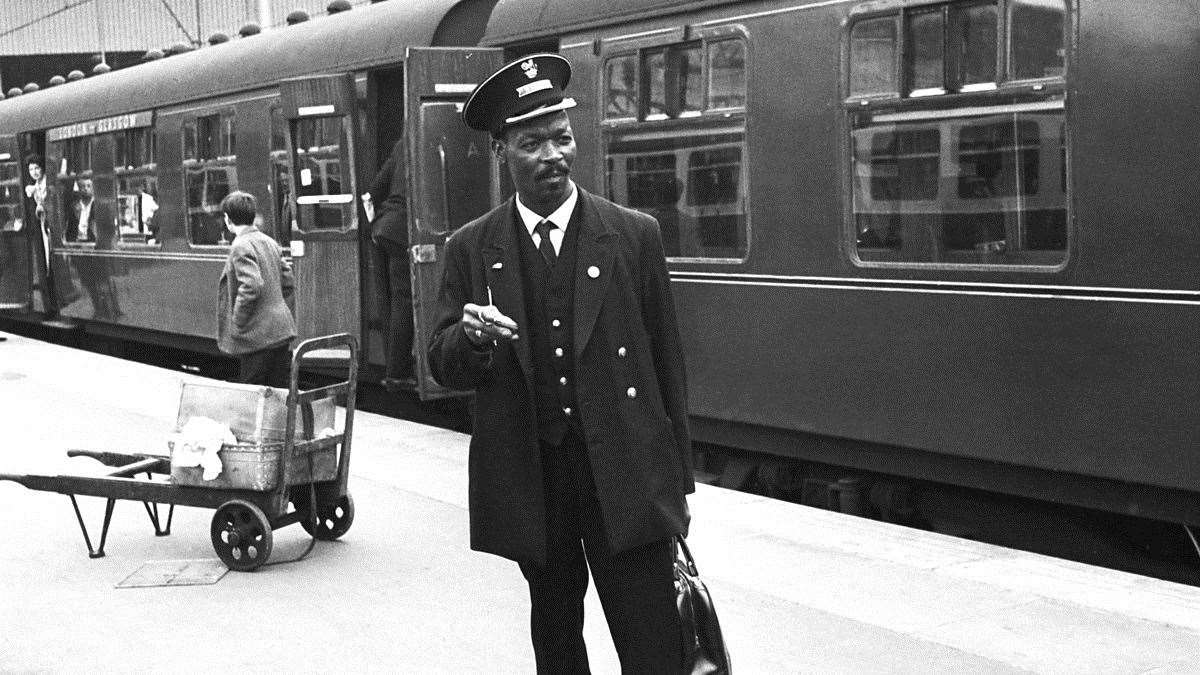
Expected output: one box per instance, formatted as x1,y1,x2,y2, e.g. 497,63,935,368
515,180,577,236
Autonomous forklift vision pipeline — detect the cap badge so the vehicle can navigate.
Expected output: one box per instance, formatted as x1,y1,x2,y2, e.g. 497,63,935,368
520,59,538,79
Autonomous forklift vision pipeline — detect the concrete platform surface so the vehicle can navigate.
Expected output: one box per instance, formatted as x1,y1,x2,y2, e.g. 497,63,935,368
2,331,1200,673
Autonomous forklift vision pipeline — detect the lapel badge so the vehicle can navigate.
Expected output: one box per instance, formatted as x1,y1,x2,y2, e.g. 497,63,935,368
491,262,503,269
587,265,600,279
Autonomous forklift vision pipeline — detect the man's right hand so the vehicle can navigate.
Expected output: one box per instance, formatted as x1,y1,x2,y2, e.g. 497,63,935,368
462,303,519,346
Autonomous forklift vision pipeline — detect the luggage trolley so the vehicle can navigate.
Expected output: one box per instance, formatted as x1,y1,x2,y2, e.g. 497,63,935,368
0,334,358,571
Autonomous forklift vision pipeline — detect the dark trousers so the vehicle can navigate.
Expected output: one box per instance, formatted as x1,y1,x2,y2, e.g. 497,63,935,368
371,236,413,379
518,432,683,675
238,342,292,388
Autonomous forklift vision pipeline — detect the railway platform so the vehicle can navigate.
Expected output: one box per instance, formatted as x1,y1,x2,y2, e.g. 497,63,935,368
2,330,1200,673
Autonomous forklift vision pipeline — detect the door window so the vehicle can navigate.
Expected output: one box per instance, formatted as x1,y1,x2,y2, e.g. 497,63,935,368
291,115,354,231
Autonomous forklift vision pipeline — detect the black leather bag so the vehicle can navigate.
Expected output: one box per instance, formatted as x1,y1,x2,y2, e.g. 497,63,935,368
675,535,731,674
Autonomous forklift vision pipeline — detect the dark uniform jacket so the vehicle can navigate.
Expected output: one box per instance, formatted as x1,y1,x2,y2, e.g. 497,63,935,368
216,226,296,356
428,187,695,565
366,138,408,245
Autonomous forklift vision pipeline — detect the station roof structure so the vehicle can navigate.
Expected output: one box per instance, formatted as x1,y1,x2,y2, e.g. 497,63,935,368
0,0,377,56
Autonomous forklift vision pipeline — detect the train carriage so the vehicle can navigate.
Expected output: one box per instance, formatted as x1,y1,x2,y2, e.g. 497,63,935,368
1,0,1199,532
478,0,1200,525
0,0,506,400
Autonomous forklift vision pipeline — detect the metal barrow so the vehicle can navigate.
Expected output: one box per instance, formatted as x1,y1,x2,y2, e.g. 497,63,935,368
0,333,358,572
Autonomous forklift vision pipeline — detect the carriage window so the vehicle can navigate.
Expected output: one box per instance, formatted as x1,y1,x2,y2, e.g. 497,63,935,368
50,137,99,247
645,49,667,120
863,128,941,202
907,8,946,95
183,111,237,246
850,18,897,97
640,42,704,121
852,112,1066,262
1010,0,1066,79
847,1,1068,266
59,137,92,175
606,54,638,119
269,106,293,242
677,44,703,117
291,115,353,231
707,41,746,109
0,161,23,233
115,128,158,244
955,3,997,88
604,34,748,261
607,131,746,260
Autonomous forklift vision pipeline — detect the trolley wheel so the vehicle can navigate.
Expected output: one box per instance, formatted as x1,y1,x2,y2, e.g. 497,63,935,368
210,500,273,571
300,493,355,541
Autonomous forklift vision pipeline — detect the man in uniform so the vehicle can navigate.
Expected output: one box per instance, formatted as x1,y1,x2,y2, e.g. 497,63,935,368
427,54,694,673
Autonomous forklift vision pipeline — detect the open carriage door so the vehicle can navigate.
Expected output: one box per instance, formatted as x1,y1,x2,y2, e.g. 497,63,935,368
405,47,504,400
280,74,362,350
0,134,32,309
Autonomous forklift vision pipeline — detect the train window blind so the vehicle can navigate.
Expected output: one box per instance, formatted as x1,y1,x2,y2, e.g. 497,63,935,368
602,31,749,262
845,0,1068,267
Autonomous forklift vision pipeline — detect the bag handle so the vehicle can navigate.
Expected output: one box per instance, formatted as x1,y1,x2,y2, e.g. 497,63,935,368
674,534,699,577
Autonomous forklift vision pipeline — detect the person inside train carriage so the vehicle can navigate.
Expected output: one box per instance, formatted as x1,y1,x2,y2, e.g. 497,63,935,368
66,178,117,248
216,191,297,388
428,54,694,673
22,154,56,314
363,135,415,391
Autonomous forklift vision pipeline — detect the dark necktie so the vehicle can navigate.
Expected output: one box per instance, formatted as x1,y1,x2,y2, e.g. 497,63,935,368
534,219,557,267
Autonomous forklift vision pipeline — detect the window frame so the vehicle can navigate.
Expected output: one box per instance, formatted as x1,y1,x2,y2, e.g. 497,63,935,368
49,135,97,249
842,0,1072,272
181,107,238,248
599,23,752,265
113,126,160,246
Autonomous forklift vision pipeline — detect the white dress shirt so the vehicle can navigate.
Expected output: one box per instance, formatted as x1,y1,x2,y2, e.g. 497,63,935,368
515,181,578,256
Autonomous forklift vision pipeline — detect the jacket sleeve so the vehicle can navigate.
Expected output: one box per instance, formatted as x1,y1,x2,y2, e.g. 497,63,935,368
638,216,695,492
427,231,494,389
367,155,395,206
230,243,264,330
280,251,295,302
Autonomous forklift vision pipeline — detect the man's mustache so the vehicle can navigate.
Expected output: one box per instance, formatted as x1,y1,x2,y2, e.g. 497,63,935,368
537,164,570,179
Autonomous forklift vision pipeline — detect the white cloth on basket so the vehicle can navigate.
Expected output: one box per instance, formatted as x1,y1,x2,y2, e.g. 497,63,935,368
168,416,236,480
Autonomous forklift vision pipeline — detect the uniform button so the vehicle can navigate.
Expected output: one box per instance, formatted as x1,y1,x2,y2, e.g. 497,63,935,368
617,347,627,357
626,387,637,398
551,319,561,328
559,376,567,385
563,407,572,416
554,347,564,357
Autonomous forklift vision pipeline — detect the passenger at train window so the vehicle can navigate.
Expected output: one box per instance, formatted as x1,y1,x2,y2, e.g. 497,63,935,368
365,137,414,390
65,178,117,249
68,178,93,242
